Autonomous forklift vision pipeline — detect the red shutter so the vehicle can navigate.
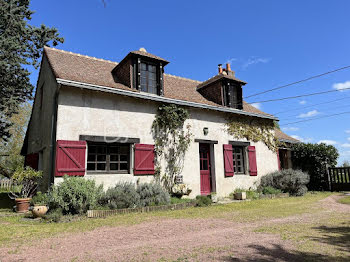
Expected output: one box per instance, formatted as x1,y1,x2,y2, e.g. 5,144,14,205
25,153,39,170
248,146,258,176
55,140,86,177
134,144,155,175
277,149,281,170
223,144,234,177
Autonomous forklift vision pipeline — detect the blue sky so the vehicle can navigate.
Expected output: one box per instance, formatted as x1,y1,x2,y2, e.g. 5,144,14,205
28,0,350,164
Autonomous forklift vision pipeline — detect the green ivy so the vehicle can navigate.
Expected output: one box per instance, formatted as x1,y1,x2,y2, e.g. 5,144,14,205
226,115,278,151
152,104,192,191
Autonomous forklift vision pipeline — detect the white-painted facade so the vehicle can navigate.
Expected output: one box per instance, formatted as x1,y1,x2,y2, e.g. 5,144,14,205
54,86,279,198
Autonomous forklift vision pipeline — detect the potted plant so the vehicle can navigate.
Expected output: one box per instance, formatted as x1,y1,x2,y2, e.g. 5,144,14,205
31,191,49,218
10,166,43,213
233,188,247,200
171,183,192,198
210,192,218,203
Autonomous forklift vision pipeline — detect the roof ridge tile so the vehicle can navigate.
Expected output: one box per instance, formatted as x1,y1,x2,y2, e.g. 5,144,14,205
44,46,118,65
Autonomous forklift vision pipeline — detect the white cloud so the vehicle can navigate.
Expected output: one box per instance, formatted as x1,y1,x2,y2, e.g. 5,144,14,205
299,100,307,105
282,127,299,131
333,81,350,91
346,130,350,134
242,57,270,69
348,137,350,141
291,135,313,143
318,140,337,145
297,110,320,118
251,103,262,110
341,143,350,148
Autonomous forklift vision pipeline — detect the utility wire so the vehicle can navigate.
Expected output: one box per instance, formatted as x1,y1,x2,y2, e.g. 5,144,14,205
248,87,350,104
281,111,350,126
244,65,350,99
273,96,350,115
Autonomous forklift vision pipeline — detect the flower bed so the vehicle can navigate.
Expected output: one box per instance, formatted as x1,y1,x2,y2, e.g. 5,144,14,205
87,201,196,218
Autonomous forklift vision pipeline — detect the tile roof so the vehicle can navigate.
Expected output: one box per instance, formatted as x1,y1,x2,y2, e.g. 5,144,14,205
275,128,300,143
43,46,274,118
197,73,247,89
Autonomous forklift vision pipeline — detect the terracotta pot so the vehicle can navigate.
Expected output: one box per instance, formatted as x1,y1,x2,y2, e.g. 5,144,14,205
15,198,31,213
32,205,48,218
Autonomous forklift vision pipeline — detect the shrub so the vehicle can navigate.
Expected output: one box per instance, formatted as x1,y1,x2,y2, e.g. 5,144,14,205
137,183,170,207
292,143,338,190
259,169,309,196
100,182,140,209
195,195,212,207
246,190,260,200
48,176,104,215
261,186,282,195
31,191,49,205
45,208,63,223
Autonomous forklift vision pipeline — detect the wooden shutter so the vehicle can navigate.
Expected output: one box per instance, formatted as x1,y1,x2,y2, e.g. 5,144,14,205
134,144,155,175
277,149,281,170
223,144,234,177
248,146,258,176
55,140,86,177
25,153,39,171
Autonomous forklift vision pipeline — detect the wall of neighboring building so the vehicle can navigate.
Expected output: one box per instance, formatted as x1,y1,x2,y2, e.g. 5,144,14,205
55,86,279,197
24,55,58,190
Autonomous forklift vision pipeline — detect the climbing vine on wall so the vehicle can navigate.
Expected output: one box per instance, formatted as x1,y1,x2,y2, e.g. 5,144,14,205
226,115,279,151
152,104,192,191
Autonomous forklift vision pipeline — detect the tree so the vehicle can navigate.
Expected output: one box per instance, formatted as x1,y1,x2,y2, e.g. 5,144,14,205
0,102,31,178
342,160,350,167
0,0,63,141
291,142,339,191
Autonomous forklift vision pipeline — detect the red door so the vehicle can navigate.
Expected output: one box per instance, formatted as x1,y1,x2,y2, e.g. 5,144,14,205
199,143,211,195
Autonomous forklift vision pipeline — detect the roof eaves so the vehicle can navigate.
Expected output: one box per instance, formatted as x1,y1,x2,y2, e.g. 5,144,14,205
56,78,278,120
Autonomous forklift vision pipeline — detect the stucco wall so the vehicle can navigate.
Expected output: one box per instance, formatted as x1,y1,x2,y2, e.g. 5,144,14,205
25,56,58,190
55,86,279,197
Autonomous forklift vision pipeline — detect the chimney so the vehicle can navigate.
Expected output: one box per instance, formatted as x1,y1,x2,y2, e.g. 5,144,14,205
218,64,223,74
226,63,235,77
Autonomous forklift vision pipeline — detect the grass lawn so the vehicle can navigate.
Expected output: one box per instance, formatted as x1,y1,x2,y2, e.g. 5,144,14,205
0,192,332,248
338,195,350,205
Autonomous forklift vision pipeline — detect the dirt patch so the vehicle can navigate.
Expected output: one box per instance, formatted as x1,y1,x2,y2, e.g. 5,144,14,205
1,194,349,262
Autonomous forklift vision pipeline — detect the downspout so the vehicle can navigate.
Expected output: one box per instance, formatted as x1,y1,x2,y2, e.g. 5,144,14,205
49,83,60,187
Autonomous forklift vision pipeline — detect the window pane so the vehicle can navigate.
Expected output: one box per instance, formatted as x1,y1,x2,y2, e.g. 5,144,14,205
97,155,106,161
87,154,95,161
140,77,147,85
108,146,118,154
89,146,96,153
141,63,147,71
87,163,95,170
202,160,208,170
97,146,106,154
110,163,118,170
141,84,147,92
120,163,128,170
149,72,156,80
97,163,106,171
110,155,118,162
120,155,128,162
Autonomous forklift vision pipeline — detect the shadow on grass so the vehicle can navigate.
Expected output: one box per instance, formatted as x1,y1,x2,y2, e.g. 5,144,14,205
221,244,350,262
310,222,350,253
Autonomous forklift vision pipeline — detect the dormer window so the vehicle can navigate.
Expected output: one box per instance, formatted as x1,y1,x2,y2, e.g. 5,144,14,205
223,81,243,109
140,62,158,94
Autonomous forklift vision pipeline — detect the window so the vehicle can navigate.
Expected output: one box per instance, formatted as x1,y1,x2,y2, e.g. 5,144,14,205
224,83,243,109
233,146,245,174
87,143,130,173
140,62,158,94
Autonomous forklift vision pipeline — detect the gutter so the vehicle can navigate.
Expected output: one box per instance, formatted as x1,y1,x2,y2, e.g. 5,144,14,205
56,78,278,121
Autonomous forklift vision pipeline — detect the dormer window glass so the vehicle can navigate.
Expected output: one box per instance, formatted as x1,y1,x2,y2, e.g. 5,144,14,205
140,62,158,94
223,82,243,110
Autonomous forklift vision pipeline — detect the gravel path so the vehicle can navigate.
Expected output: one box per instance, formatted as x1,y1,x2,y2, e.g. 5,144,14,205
1,194,349,262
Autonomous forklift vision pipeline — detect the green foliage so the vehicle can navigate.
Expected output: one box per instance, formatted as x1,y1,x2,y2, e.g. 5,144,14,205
226,115,278,151
246,190,260,200
261,186,282,195
31,191,48,205
0,0,63,140
100,182,140,209
152,104,192,191
45,208,63,223
291,143,339,190
48,176,104,215
260,169,310,196
10,166,42,198
137,183,170,207
234,188,245,193
195,195,212,207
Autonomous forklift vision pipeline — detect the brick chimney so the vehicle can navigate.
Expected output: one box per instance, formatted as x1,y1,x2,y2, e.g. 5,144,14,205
218,64,223,74
226,63,235,77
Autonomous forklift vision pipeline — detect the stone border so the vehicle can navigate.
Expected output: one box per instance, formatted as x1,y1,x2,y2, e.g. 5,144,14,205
87,201,196,218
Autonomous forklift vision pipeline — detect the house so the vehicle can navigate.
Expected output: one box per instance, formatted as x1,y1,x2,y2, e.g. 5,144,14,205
21,47,298,197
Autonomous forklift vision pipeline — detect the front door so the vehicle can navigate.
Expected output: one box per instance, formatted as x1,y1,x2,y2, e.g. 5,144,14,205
199,143,211,195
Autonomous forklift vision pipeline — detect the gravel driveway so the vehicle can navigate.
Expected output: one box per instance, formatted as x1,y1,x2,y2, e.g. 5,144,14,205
1,195,349,262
